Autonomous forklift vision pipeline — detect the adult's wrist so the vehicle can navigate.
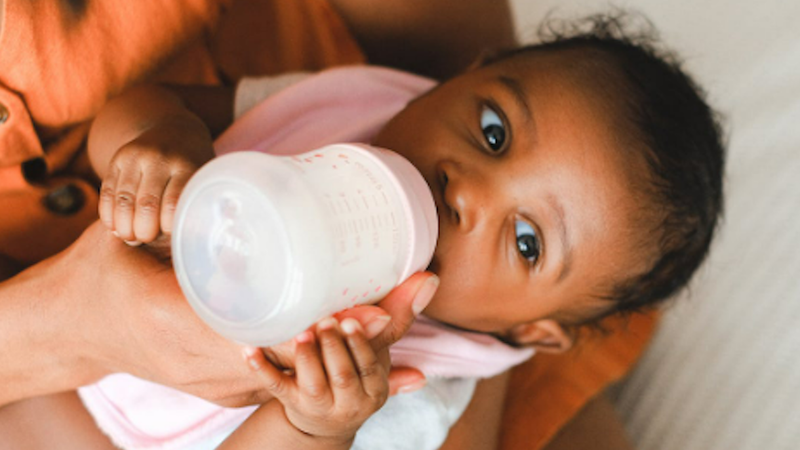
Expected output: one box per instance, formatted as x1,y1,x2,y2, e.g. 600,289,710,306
0,252,107,405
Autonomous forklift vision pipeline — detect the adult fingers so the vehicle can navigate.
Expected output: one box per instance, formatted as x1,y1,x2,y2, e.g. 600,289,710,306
333,306,391,340
387,367,426,396
370,272,439,351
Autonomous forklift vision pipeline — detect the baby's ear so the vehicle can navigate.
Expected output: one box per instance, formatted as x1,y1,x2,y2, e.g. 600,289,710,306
506,320,574,354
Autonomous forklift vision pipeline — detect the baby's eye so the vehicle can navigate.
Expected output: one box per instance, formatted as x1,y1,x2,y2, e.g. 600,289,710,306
515,220,541,265
480,105,507,152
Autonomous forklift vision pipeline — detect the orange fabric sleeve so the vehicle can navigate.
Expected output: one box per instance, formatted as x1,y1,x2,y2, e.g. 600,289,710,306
0,0,227,267
0,0,227,129
0,0,364,267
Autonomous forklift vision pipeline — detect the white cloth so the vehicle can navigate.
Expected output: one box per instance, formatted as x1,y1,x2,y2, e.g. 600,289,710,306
187,377,478,450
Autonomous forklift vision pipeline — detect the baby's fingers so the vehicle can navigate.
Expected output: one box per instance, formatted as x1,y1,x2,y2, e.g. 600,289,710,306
160,170,192,235
110,163,141,242
242,346,294,403
98,166,120,230
133,167,171,243
316,318,362,401
341,318,387,401
294,329,332,406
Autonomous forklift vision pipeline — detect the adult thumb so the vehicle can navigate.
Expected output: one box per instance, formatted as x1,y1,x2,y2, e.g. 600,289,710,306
372,272,439,350
387,366,427,396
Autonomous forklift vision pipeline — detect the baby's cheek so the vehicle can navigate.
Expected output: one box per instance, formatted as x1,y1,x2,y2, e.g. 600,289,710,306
419,276,484,325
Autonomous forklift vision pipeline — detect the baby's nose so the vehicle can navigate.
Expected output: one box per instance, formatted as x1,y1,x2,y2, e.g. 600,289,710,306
437,162,483,232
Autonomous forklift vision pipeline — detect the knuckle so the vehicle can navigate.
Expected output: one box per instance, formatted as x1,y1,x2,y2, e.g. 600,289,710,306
99,185,116,204
160,195,180,216
304,383,329,404
136,193,161,215
117,143,142,157
357,362,381,380
373,389,389,406
342,406,361,422
115,191,136,211
330,371,357,391
263,377,287,396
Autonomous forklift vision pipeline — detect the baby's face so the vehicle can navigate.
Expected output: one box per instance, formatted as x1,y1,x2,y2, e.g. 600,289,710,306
374,52,651,337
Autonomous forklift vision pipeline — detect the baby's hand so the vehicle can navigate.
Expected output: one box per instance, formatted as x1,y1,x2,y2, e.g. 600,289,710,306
99,127,203,245
244,317,390,445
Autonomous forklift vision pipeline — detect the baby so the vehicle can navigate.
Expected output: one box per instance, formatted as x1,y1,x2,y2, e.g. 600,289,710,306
87,15,724,450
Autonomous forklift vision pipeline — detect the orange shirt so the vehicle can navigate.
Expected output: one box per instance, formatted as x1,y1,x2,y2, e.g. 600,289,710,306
0,0,362,267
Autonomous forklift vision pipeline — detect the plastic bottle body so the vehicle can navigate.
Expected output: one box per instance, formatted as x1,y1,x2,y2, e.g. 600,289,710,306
172,144,437,346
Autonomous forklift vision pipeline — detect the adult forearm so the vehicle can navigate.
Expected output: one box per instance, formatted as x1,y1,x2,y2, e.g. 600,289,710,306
0,255,105,406
329,0,518,79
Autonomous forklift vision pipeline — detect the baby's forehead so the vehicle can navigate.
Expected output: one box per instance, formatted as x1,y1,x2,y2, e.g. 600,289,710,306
485,46,631,107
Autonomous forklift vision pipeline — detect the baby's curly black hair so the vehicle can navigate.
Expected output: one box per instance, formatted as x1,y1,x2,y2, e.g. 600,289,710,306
485,12,726,328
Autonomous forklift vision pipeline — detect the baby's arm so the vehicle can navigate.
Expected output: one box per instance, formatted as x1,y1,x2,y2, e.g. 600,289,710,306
87,85,217,244
219,317,390,450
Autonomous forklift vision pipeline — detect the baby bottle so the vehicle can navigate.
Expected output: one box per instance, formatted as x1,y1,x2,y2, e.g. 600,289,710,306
171,144,438,346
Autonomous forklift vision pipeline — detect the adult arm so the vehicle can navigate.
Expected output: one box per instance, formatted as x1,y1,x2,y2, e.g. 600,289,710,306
0,392,117,450
540,393,634,450
439,372,510,450
328,0,517,80
439,374,634,450
0,220,433,407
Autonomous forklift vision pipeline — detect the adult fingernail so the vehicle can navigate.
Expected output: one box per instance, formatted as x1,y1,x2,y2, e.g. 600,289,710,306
124,240,142,247
241,347,262,371
412,275,439,315
364,315,391,338
398,379,427,394
295,330,314,344
318,316,338,331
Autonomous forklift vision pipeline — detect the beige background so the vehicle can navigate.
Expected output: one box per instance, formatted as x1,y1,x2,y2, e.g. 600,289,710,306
509,2,800,449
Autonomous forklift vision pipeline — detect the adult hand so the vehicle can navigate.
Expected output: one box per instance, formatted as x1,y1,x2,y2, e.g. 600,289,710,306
262,272,438,397
36,221,436,407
